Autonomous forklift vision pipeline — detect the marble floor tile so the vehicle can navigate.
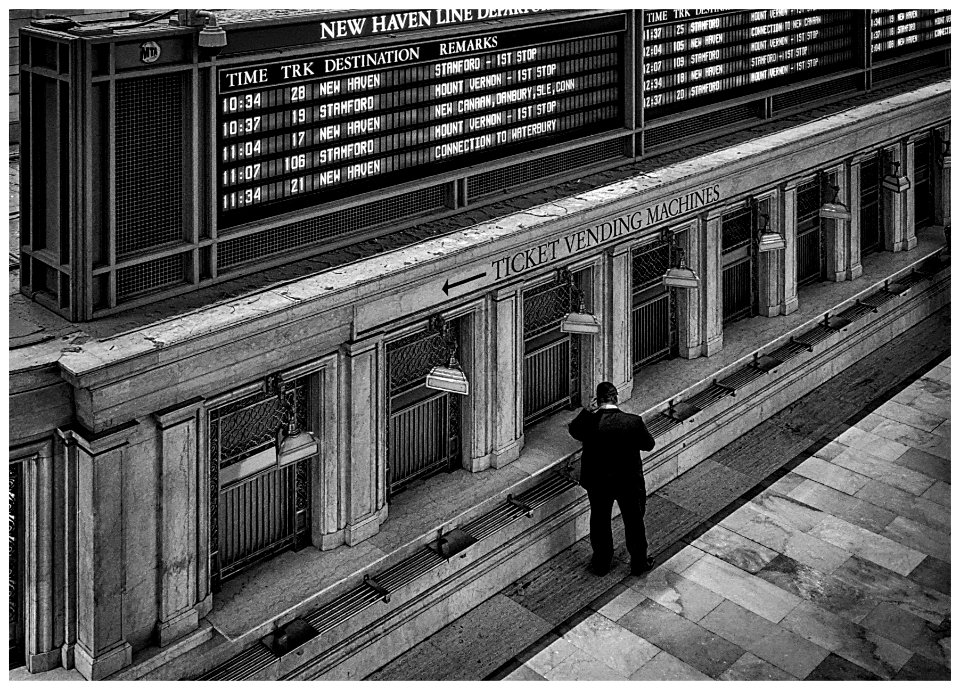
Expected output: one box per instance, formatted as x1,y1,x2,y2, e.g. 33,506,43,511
931,419,950,439
539,645,628,681
500,664,546,681
805,652,882,680
830,555,950,626
751,471,808,503
786,479,897,534
748,491,828,531
594,586,645,622
618,598,745,677
835,426,910,462
792,456,870,495
893,653,951,680
629,651,711,680
854,480,951,533
812,441,847,461
830,446,936,496
657,459,757,518
628,568,724,622
883,515,951,562
860,601,951,667
699,600,829,679
810,515,926,576
757,554,879,623
688,523,779,574
907,556,950,596
721,503,852,574
643,495,702,556
562,611,659,677
779,600,913,679
896,447,951,483
921,366,951,384
873,399,946,432
851,412,885,433
869,418,950,459
678,552,802,623
904,391,950,419
659,543,706,574
524,636,580,678
718,652,797,681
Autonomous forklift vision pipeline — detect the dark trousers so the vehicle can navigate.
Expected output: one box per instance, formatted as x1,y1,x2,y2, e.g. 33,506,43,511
587,484,648,566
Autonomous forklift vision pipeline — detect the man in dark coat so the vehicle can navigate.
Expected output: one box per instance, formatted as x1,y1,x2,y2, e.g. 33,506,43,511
569,381,656,576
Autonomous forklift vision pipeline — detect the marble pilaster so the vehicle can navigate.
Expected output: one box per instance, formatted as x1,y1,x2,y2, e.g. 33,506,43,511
781,181,800,314
822,165,850,282
702,210,724,356
490,285,524,468
675,218,703,357
755,190,785,317
609,243,635,400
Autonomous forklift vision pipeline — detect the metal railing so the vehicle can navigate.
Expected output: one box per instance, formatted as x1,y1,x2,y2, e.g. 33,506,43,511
388,392,451,492
632,291,671,369
722,256,753,322
523,336,574,426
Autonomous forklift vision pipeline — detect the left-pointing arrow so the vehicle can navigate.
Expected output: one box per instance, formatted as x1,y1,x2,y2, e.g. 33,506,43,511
442,271,486,296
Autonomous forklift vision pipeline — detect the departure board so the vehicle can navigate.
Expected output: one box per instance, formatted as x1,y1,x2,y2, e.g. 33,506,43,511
870,9,951,59
641,9,857,119
216,15,625,226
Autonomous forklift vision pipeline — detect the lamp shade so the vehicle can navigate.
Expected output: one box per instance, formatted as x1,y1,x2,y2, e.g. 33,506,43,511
882,174,911,193
278,429,317,464
757,231,786,252
560,310,601,334
426,362,469,395
662,266,700,289
819,202,851,221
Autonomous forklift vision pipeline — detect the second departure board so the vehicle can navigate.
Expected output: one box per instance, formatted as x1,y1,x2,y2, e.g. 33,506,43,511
641,9,857,119
216,14,625,226
870,9,951,59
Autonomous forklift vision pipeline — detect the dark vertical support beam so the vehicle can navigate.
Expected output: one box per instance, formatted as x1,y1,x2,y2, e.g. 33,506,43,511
635,10,645,158
623,10,637,159
106,44,117,309
206,57,219,280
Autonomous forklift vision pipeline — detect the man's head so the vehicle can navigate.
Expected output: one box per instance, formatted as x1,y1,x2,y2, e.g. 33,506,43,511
596,381,618,405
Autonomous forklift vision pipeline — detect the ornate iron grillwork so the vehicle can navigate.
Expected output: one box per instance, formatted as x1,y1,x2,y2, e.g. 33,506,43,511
523,279,574,338
210,378,311,470
722,208,753,252
632,239,671,294
722,207,756,323
9,462,24,669
208,375,315,587
387,322,463,494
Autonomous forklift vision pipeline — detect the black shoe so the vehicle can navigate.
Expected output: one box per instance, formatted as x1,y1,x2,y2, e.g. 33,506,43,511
588,559,611,576
631,557,655,576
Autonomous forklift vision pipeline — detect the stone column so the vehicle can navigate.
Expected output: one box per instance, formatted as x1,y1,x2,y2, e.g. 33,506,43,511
675,218,702,356
822,164,850,282
701,210,723,356
490,285,524,468
341,335,388,545
846,156,865,279
63,422,138,680
608,243,634,400
574,259,604,408
781,180,800,314
152,399,210,647
755,190,784,316
882,143,916,252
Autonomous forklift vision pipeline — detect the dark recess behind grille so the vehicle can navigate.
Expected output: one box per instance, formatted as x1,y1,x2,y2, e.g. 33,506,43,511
468,139,626,199
217,185,446,272
644,103,761,151
772,75,860,113
115,73,184,257
872,54,947,85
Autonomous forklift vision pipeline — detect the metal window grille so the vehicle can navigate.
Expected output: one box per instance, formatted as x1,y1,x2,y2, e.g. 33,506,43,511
631,239,677,369
522,277,582,427
771,74,859,114
796,180,823,286
217,185,446,272
115,74,184,256
722,208,755,323
914,137,934,229
8,462,24,669
860,156,882,254
209,376,314,585
387,324,462,494
644,103,762,149
115,253,186,302
468,139,625,199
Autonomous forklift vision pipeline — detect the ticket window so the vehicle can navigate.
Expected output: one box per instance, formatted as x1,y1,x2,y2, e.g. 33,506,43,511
631,238,677,371
386,320,464,496
796,180,825,287
913,136,935,230
522,273,583,429
721,207,757,324
860,155,882,255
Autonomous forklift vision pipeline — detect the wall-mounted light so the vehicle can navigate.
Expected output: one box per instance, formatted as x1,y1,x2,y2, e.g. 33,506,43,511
425,316,470,395
269,374,317,463
559,268,601,334
661,230,700,289
181,9,227,53
819,183,851,221
882,159,911,194
756,212,785,253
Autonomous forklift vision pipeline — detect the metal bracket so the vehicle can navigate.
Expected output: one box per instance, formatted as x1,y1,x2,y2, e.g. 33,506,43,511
790,337,814,352
507,494,534,517
363,574,390,603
